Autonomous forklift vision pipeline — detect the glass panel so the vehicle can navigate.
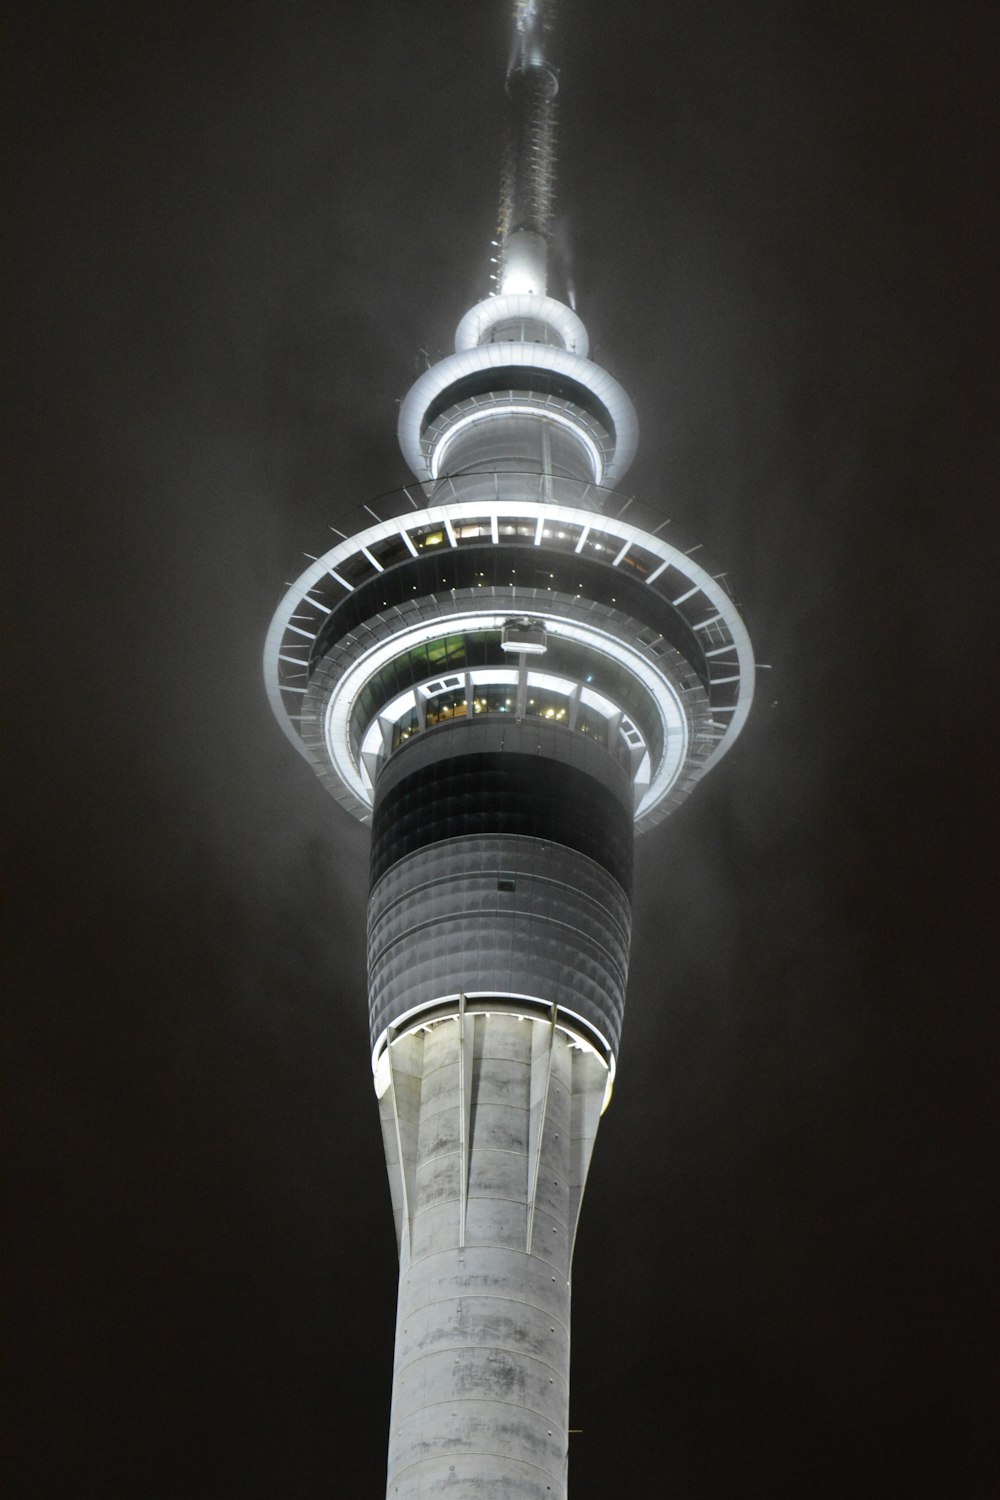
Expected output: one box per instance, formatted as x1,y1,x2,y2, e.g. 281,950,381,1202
536,522,584,552
576,703,607,739
339,551,377,584
648,564,694,602
497,521,537,539
619,543,659,577
581,532,620,560
471,683,516,715
411,525,447,550
454,519,493,542
390,706,421,751
424,688,470,728
370,534,412,568
349,632,502,756
523,688,571,725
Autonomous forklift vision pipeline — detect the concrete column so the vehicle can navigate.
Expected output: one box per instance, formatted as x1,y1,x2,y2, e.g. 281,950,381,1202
378,1010,607,1499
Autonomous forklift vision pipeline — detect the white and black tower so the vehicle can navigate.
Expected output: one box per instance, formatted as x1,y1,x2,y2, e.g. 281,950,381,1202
265,3,754,1495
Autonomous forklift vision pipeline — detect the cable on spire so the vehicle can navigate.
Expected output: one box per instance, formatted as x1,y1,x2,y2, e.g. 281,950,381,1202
495,0,558,296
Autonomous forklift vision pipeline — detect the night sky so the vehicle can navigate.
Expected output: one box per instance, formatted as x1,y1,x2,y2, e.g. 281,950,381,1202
6,2,998,1495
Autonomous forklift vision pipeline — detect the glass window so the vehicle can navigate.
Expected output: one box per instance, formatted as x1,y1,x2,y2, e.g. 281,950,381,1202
576,703,607,739
339,551,377,584
537,523,585,552
424,688,469,728
370,535,412,569
523,689,571,725
582,532,620,559
390,705,421,751
455,519,492,542
349,632,503,757
411,525,446,549
648,563,695,602
619,543,659,577
471,683,516,715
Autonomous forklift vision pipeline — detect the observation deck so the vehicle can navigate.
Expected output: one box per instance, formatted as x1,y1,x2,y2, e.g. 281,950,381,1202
264,473,754,834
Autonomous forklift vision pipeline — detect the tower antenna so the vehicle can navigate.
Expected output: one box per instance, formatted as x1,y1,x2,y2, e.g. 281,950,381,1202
496,0,559,295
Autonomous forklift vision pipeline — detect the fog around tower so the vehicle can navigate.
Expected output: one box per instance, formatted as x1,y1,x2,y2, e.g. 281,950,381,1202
6,0,996,1495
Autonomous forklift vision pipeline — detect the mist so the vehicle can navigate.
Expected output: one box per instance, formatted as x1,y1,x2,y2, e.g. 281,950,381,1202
6,1,996,1495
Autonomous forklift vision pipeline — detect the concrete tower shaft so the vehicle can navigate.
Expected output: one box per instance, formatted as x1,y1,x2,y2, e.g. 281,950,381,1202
263,2,753,1494
378,1008,606,1500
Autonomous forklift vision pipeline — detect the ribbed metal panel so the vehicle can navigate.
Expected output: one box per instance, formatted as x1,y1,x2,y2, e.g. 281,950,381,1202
367,834,632,1059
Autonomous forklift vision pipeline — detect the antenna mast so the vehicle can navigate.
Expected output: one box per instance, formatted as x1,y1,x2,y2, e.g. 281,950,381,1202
496,0,558,295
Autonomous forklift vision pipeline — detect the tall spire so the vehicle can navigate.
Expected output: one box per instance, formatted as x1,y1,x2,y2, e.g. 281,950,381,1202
496,0,558,296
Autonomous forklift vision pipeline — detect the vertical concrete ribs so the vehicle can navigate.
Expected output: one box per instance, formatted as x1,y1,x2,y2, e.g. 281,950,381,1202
378,1010,606,1499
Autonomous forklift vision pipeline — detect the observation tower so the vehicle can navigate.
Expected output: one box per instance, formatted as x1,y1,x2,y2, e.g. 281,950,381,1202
264,2,754,1494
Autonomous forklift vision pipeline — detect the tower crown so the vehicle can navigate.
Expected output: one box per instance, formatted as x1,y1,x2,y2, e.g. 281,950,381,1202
264,8,752,840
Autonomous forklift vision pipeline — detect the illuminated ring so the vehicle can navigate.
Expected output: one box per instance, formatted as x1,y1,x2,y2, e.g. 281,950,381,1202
398,343,638,486
319,610,688,819
263,494,753,810
454,294,589,357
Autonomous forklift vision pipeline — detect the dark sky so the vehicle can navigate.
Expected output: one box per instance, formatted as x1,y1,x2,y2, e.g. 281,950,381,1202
6,1,998,1495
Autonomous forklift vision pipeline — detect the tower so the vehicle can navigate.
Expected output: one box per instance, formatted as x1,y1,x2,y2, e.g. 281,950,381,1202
264,2,753,1493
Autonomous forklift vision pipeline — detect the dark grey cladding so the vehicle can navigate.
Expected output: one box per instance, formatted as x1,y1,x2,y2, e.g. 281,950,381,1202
366,717,635,1057
367,835,632,1059
370,716,635,892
